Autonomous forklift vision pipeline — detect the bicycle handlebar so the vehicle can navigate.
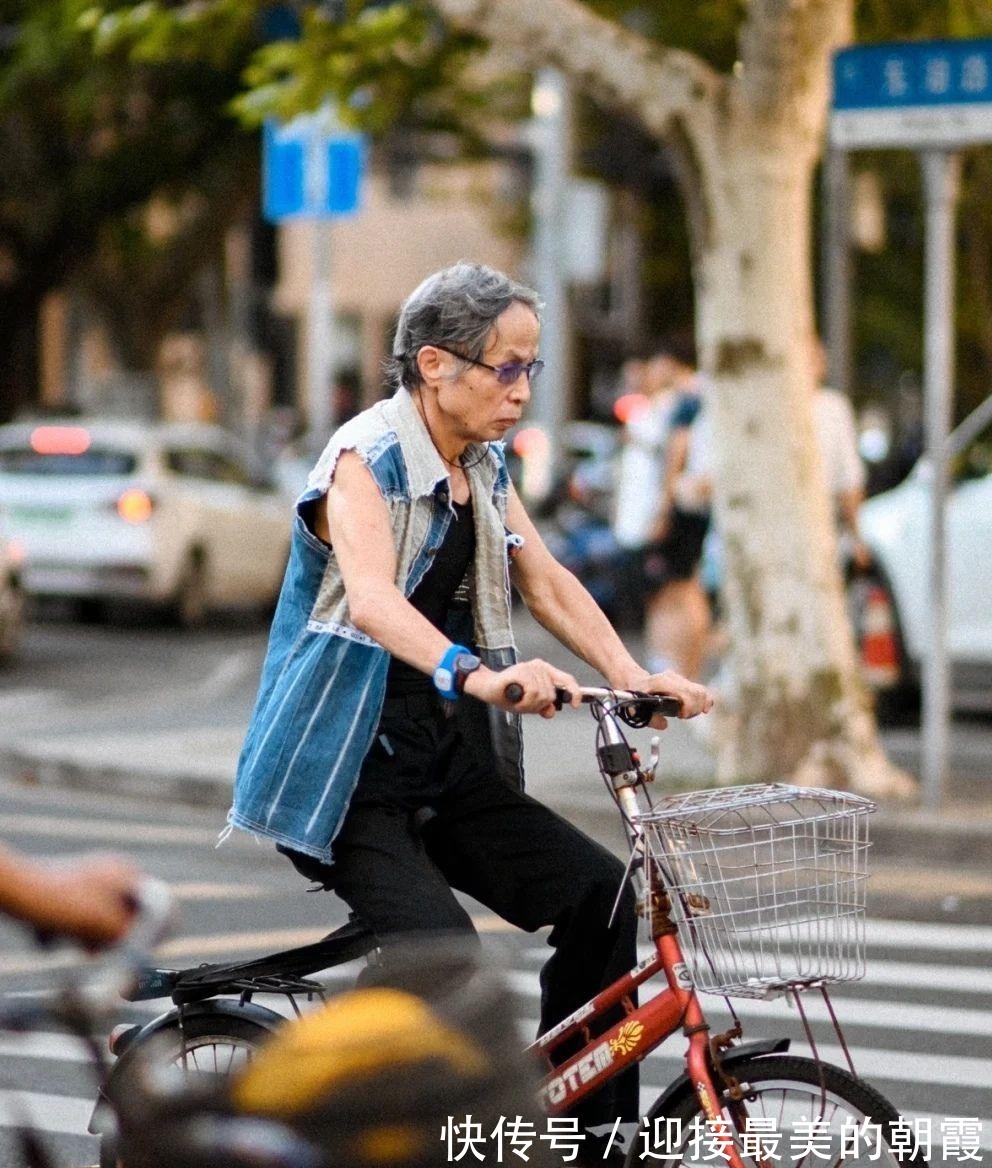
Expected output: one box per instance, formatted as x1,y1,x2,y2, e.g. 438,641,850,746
503,682,682,718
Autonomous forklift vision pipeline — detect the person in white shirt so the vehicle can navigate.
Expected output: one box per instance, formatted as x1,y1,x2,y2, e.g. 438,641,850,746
810,338,871,570
611,354,679,551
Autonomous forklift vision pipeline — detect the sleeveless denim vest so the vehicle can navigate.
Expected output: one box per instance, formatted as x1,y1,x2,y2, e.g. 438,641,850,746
227,387,523,863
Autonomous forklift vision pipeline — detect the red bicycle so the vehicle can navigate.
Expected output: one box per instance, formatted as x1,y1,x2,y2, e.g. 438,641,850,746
93,687,927,1168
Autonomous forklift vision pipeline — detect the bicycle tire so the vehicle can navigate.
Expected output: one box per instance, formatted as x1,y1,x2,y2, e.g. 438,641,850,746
630,1054,928,1167
100,1012,276,1168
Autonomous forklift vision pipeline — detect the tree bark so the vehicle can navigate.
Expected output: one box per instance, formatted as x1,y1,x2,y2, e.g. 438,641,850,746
433,0,914,797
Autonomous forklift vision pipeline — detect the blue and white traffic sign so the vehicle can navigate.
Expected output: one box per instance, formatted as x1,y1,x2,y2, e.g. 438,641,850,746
831,39,992,149
263,111,366,222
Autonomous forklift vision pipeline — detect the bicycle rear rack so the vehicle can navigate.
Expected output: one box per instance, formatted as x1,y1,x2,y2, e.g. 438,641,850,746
125,919,377,1006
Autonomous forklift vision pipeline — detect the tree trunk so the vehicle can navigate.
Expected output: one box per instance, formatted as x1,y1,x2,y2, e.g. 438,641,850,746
694,118,912,797
430,0,915,798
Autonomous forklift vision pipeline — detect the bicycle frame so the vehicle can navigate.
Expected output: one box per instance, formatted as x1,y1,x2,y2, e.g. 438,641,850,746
530,690,753,1167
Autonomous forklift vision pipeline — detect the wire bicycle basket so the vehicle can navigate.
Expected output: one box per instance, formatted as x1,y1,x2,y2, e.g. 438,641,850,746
635,783,874,999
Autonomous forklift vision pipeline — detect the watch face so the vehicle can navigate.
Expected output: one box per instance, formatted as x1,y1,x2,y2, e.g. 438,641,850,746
453,653,481,673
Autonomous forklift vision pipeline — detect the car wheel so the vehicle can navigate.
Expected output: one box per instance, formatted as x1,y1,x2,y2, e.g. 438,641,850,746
0,573,24,658
171,552,208,628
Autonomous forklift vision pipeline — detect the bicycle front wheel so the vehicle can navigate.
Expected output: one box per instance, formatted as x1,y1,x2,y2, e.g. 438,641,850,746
631,1054,928,1167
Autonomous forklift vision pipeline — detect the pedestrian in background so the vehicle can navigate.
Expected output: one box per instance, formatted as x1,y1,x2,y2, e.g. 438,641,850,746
611,339,711,680
644,346,713,681
809,336,871,571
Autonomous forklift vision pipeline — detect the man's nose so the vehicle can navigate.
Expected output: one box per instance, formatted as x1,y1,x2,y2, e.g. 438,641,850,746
509,372,531,402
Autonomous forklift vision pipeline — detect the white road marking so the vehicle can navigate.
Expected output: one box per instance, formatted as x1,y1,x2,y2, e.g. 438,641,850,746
865,916,992,952
0,1090,96,1137
521,945,992,996
0,1032,93,1063
517,1014,992,1091
508,967,992,1036
0,812,230,847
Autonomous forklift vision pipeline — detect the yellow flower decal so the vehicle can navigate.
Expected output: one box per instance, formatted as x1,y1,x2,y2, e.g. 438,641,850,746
609,1021,645,1056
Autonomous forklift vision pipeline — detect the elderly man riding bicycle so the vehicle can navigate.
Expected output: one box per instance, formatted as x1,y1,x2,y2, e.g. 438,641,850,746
228,261,712,1158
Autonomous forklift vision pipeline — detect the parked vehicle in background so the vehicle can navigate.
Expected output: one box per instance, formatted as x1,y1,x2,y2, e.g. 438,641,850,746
857,395,992,712
0,419,289,625
0,528,25,657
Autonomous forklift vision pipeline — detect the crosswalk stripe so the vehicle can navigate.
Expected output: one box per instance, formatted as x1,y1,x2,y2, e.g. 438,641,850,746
0,812,228,847
520,946,992,996
1,1087,989,1151
519,1016,992,1092
0,1033,93,1063
865,917,992,952
0,1091,95,1137
507,967,992,1034
696,992,992,1039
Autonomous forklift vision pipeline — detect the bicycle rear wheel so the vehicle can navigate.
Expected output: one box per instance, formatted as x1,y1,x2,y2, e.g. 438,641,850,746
632,1054,928,1167
101,1013,276,1168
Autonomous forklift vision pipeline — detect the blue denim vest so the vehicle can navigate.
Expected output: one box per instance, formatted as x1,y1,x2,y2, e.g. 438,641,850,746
227,387,523,863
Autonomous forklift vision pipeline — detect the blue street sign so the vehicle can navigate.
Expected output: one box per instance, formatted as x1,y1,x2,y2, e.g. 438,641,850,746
263,115,366,222
831,39,992,149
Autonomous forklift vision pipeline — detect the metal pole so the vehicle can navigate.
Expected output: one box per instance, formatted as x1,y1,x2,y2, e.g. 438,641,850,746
821,146,852,394
529,69,572,493
306,219,334,456
920,149,961,811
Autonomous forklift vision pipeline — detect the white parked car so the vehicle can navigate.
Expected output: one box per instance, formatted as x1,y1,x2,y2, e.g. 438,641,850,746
858,397,992,705
0,418,290,624
0,527,25,657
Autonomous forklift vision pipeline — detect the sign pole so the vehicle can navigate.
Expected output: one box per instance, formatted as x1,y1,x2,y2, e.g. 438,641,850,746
821,145,853,394
529,69,572,494
920,148,961,811
263,108,365,456
307,219,334,455
831,37,992,807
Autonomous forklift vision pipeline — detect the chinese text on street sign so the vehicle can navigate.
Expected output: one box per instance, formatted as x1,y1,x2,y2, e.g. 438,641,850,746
832,39,992,150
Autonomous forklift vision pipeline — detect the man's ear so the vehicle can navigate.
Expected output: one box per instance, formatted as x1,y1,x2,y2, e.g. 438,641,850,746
416,345,445,384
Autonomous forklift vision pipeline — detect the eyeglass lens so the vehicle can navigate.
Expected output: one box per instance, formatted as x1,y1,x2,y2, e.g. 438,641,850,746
496,360,544,386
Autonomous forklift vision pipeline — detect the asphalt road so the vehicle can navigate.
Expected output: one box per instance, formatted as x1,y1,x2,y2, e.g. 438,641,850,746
0,778,990,1167
2,611,992,924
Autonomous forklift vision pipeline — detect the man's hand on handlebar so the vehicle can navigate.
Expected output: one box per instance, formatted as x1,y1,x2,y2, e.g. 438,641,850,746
463,658,581,718
627,668,714,729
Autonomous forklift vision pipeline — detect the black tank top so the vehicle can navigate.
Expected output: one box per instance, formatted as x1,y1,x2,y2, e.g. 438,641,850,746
385,498,476,696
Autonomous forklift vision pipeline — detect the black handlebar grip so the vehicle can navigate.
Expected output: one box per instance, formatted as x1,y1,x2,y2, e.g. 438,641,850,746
504,683,573,708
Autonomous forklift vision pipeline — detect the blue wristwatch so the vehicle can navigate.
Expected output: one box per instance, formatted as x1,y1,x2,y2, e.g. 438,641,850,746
433,644,480,701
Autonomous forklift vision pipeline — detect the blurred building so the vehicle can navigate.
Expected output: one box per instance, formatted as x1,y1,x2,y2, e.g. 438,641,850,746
36,155,524,435
272,160,523,416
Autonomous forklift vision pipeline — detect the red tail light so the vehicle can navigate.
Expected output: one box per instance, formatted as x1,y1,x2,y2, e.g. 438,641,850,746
30,426,92,455
116,488,154,524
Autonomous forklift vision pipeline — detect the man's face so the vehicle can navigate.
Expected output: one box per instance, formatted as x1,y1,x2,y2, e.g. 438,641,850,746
434,300,540,442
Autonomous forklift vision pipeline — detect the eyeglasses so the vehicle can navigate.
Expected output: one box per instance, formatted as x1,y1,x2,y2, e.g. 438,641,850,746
432,344,544,387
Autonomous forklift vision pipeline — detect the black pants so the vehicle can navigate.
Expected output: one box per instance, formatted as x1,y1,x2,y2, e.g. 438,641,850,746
280,704,639,1132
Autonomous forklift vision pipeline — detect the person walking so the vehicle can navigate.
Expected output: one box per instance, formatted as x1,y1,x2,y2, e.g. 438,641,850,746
228,262,712,1156
809,336,871,571
640,343,712,681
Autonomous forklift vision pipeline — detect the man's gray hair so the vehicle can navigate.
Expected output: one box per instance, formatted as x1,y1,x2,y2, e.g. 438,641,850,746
388,262,542,389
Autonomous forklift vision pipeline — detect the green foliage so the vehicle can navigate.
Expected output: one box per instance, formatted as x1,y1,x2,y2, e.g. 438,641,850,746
3,0,992,422
0,0,258,411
